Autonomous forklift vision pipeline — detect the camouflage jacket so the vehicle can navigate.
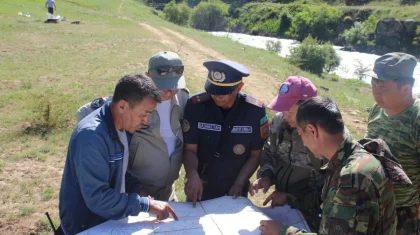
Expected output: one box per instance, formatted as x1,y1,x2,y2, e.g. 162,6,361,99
257,112,325,218
281,135,408,235
365,99,420,208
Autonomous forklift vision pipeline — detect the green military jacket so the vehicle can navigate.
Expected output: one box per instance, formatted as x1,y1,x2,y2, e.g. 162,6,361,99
281,136,398,235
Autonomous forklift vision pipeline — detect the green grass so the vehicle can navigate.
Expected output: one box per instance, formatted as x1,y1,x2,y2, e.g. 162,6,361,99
20,207,35,217
41,186,54,201
0,0,375,232
14,150,47,161
339,1,420,22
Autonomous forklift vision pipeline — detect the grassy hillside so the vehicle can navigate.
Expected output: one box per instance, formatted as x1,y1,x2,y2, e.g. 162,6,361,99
0,0,373,234
338,0,420,22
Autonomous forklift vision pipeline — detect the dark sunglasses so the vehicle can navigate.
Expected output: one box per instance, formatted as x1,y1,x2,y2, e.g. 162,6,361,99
149,66,184,76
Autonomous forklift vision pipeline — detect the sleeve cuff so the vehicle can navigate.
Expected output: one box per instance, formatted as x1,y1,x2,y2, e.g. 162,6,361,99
139,197,150,212
261,169,275,180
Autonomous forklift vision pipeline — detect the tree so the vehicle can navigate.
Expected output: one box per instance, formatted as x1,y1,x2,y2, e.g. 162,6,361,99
190,1,228,31
163,1,191,26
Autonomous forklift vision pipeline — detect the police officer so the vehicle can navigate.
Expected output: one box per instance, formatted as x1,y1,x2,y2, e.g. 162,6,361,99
182,60,269,206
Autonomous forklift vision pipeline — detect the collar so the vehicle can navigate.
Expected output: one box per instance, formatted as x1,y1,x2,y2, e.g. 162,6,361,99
170,93,181,108
321,134,356,171
99,101,119,141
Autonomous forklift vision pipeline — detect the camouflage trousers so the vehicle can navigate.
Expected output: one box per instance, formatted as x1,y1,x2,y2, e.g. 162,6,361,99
397,205,419,235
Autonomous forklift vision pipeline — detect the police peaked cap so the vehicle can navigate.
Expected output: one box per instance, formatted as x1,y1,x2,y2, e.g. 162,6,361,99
203,60,250,95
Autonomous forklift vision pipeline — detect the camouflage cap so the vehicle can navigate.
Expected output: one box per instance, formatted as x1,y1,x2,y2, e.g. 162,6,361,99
364,52,417,81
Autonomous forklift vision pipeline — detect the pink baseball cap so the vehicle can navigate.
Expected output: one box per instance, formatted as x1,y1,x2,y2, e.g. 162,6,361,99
268,76,317,112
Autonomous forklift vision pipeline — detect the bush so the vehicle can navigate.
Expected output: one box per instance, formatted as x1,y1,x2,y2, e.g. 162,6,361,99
354,59,370,80
163,1,191,26
288,35,341,75
341,14,378,51
286,4,343,41
342,22,367,47
190,1,228,31
233,3,285,36
323,42,341,72
266,40,282,53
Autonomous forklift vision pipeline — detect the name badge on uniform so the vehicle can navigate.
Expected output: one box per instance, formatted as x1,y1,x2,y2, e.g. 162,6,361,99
198,122,221,131
231,126,252,133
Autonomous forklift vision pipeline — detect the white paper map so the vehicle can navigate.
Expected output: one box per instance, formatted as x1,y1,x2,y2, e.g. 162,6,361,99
77,196,310,235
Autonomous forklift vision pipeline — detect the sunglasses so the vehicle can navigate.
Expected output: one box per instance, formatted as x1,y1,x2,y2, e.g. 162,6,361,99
150,66,184,76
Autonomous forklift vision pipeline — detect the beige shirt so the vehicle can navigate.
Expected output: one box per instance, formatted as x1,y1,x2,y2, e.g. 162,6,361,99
129,90,189,201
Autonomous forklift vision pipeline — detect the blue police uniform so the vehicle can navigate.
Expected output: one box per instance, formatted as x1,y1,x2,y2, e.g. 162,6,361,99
182,60,269,200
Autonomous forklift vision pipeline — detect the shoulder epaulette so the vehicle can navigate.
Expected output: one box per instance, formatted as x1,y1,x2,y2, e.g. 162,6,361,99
245,94,264,108
190,91,211,104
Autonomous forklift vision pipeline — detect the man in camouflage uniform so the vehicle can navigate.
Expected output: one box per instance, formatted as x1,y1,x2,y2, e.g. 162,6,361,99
364,52,420,235
260,96,410,235
249,76,324,231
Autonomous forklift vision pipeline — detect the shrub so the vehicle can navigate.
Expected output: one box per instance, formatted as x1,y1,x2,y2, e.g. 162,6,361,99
323,42,341,72
288,35,341,75
342,22,367,47
163,1,191,26
341,14,378,51
286,5,343,41
190,1,228,31
233,3,286,36
354,58,370,80
266,40,282,53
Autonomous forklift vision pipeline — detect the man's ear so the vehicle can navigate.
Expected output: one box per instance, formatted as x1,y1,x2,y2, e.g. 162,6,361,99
306,124,318,139
237,82,245,92
116,99,128,113
401,83,412,97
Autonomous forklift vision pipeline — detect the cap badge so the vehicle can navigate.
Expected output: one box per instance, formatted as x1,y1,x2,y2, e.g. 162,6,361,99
280,84,289,94
211,71,226,82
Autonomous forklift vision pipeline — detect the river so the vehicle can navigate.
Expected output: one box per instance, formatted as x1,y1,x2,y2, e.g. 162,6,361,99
209,32,420,94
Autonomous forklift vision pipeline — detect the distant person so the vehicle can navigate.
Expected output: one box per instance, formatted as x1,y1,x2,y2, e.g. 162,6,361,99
75,51,189,201
183,60,269,205
364,52,420,235
249,76,324,232
45,0,56,16
59,73,178,235
260,96,410,235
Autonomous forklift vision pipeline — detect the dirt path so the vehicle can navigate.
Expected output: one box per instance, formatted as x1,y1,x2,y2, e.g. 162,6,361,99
140,24,281,103
118,0,124,15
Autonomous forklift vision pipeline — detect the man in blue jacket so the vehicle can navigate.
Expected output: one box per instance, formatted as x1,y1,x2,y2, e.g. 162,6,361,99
59,73,178,235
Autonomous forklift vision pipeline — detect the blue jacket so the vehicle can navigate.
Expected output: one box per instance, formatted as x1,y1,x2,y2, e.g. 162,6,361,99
59,102,149,235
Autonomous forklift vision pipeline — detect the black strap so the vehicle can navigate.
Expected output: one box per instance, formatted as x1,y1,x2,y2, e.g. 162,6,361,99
45,212,65,235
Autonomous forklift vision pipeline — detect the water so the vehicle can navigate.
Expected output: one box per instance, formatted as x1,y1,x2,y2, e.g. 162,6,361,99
209,32,420,94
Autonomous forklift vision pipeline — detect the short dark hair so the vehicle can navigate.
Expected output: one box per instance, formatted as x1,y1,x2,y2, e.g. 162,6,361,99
296,96,344,135
112,73,161,107
395,77,415,87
